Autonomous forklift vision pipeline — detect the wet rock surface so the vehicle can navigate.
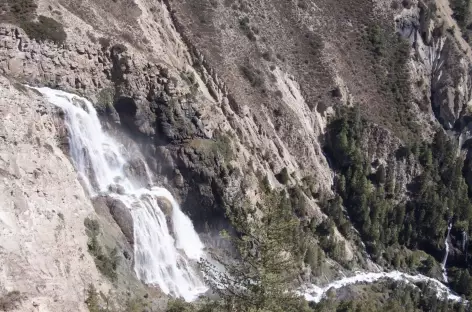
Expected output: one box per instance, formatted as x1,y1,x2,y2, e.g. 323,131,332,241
105,197,135,246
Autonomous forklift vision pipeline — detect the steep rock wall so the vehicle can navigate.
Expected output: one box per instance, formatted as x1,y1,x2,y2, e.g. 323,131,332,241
0,76,111,312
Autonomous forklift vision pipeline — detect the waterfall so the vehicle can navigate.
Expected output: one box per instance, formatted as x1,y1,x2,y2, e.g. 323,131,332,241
463,230,469,264
442,223,453,283
34,87,207,301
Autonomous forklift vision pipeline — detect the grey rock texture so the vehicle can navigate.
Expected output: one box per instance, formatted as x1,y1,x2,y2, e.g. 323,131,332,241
0,75,111,312
4,0,472,307
105,197,135,246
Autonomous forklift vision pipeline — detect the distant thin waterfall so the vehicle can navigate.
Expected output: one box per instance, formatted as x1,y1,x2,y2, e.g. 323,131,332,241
441,223,453,283
34,87,207,301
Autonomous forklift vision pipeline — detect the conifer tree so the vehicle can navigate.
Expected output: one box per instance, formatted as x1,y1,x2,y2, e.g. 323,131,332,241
200,181,311,312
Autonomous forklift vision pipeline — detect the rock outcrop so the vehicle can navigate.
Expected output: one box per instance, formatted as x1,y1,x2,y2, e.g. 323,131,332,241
105,197,135,246
0,75,110,312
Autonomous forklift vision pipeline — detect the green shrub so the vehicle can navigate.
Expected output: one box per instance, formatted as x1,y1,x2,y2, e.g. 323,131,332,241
367,25,385,56
213,133,233,161
96,88,115,113
304,244,324,275
289,187,309,216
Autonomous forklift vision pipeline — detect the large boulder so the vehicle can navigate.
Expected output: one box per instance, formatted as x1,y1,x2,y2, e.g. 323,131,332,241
105,196,134,246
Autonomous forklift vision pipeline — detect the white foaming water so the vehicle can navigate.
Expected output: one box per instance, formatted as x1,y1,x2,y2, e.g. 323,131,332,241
34,87,206,301
300,271,463,304
442,223,453,283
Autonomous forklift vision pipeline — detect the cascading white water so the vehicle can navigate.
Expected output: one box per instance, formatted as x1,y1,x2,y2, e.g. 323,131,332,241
300,270,463,304
34,87,207,301
442,223,453,283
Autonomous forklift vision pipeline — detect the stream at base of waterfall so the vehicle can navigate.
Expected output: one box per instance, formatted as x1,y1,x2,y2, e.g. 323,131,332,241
34,87,464,304
299,270,463,304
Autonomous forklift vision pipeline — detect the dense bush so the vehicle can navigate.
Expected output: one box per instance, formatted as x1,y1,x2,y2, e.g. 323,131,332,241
239,16,257,41
451,0,472,43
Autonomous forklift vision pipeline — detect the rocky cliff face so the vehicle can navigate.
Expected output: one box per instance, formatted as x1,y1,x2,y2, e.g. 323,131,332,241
3,0,472,308
0,76,111,311
0,0,335,235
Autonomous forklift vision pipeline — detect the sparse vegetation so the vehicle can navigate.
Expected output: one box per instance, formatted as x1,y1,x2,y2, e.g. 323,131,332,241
0,0,66,44
96,88,115,113
363,22,417,140
87,31,98,44
189,133,234,164
451,0,472,42
84,217,100,236
85,284,101,312
166,299,195,312
85,283,152,312
239,16,257,41
313,280,466,312
240,63,264,87
0,291,23,311
124,296,149,312
84,218,120,282
200,178,312,312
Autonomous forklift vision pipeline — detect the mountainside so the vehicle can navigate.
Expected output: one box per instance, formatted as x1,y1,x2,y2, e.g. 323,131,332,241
2,0,472,311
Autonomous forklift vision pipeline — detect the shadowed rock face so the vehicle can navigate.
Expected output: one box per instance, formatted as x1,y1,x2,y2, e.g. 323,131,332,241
106,196,135,246
115,96,137,118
